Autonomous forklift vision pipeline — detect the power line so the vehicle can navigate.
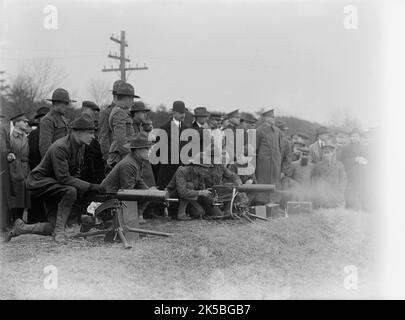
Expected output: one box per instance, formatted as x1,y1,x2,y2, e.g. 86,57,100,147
102,30,148,81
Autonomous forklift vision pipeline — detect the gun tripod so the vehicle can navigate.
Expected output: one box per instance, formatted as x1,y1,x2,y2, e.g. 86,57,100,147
73,198,172,249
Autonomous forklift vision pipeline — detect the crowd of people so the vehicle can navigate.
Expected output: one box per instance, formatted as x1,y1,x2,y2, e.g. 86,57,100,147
0,79,373,244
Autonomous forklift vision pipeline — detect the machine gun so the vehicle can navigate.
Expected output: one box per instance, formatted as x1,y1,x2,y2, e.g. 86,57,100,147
209,184,276,222
73,189,178,249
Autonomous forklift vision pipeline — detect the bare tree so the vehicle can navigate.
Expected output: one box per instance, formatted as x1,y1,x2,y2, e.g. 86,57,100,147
87,78,111,108
3,58,67,117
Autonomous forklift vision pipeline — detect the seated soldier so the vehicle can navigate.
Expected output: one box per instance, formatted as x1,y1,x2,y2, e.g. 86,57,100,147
310,144,347,208
101,133,155,224
7,115,106,243
166,152,217,221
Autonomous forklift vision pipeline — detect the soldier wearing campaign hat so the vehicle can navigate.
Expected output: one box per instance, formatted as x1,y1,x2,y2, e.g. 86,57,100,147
107,82,140,170
39,88,75,158
102,133,154,224
255,109,284,204
130,101,150,134
99,80,126,163
7,115,106,243
310,143,347,209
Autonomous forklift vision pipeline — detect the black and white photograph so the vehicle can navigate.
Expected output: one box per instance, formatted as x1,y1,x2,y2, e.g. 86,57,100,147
0,0,404,303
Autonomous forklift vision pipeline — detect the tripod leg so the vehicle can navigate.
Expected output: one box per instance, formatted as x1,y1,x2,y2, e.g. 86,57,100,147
117,228,132,249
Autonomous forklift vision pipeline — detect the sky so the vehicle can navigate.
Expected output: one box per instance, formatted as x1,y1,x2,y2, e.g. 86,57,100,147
0,0,382,128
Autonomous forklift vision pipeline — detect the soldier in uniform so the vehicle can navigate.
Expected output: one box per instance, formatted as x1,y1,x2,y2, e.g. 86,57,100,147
101,134,155,224
130,101,150,134
311,144,347,208
255,109,283,204
81,101,105,184
276,120,293,187
166,152,215,220
7,115,106,243
39,88,73,158
99,80,126,164
107,82,140,170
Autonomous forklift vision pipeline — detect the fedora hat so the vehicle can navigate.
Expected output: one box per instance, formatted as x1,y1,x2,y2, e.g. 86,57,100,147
242,113,257,124
123,133,154,150
46,88,76,104
131,101,150,113
193,107,209,117
69,114,95,131
172,101,187,113
116,82,140,98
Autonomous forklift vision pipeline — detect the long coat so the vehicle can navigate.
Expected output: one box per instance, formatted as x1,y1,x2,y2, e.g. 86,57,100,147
255,122,283,203
156,120,188,190
0,125,15,230
27,134,90,198
28,127,41,170
39,109,68,158
81,139,105,184
9,129,30,209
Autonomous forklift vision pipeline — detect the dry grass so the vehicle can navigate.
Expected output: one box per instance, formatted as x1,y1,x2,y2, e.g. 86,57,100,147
0,208,380,299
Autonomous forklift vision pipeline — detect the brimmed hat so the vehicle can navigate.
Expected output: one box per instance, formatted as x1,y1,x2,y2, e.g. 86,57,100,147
316,126,329,136
82,101,100,112
131,101,150,113
172,101,187,113
116,82,140,98
10,112,28,122
123,133,154,150
110,80,125,94
46,88,76,103
34,106,50,119
193,107,209,117
242,113,257,124
209,111,223,120
262,109,275,118
227,109,240,118
69,114,95,131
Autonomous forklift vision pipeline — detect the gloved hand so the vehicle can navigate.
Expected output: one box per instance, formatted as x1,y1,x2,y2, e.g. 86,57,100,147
89,184,106,194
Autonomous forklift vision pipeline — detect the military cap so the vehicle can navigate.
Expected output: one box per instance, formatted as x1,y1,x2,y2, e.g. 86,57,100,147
193,107,209,117
131,101,150,113
262,109,275,118
172,101,187,113
10,112,28,122
321,144,336,152
110,80,125,94
123,133,154,150
34,106,50,119
209,111,223,119
69,114,95,131
227,109,240,118
242,113,257,123
316,126,329,136
82,101,100,111
46,88,76,104
116,82,140,98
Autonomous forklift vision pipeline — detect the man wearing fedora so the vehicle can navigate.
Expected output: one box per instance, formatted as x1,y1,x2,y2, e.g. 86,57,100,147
107,82,140,170
39,88,74,158
156,101,189,191
7,115,106,243
101,133,154,224
99,80,125,163
81,101,105,184
191,107,210,152
309,126,331,164
130,101,150,134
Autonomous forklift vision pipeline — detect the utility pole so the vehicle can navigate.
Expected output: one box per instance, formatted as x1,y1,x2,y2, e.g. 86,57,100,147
102,30,148,81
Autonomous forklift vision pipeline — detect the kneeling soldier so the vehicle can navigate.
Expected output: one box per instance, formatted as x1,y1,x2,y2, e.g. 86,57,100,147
7,115,106,243
101,133,154,224
166,152,218,220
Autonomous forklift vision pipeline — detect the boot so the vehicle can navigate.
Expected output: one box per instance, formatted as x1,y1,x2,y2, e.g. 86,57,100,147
53,206,71,244
6,219,54,241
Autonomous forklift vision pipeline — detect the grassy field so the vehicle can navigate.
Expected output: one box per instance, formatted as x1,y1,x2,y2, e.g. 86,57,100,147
0,208,380,299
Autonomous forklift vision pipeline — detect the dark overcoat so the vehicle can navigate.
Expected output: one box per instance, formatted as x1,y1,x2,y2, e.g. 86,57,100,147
81,139,105,184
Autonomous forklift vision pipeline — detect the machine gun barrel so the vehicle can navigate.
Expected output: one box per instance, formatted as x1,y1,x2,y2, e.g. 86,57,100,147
211,184,276,193
94,189,175,203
